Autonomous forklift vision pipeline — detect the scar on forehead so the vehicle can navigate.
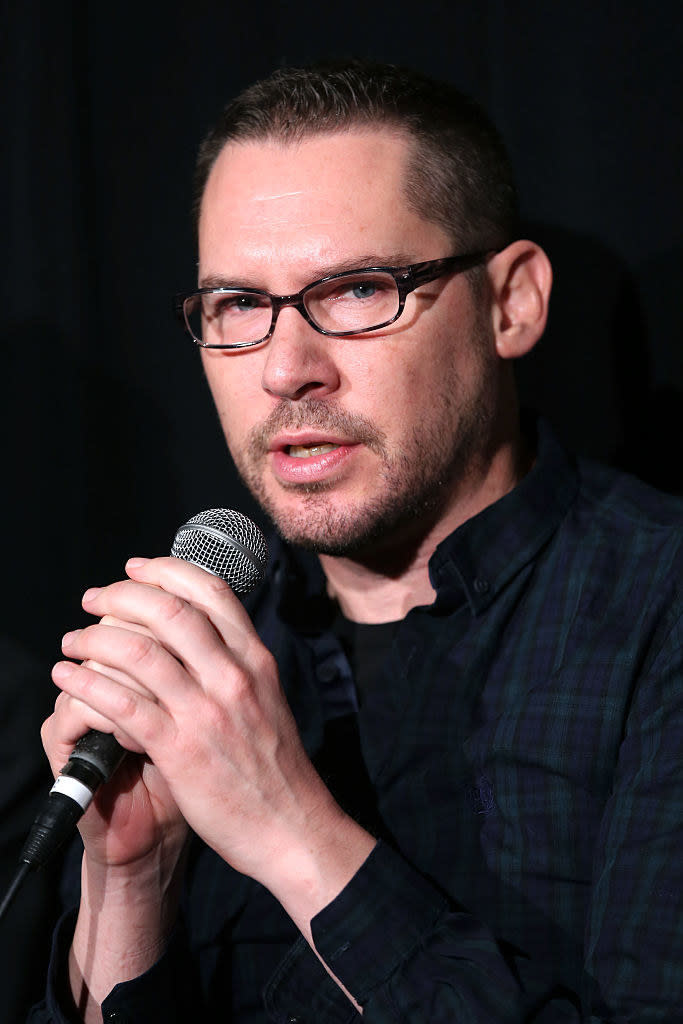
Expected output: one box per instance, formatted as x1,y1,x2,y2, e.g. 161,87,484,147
252,191,304,201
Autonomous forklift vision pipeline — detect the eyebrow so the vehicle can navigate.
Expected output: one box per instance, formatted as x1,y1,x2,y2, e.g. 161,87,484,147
198,251,418,291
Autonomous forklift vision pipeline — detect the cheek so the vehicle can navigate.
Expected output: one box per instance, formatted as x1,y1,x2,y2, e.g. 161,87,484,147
200,355,259,449
367,335,450,409
202,350,264,404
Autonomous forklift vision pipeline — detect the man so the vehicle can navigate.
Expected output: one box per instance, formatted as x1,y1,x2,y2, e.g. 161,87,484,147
30,61,682,1022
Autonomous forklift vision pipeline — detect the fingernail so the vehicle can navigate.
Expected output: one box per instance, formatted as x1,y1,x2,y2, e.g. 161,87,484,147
53,661,76,680
82,587,102,603
61,630,81,648
126,557,149,571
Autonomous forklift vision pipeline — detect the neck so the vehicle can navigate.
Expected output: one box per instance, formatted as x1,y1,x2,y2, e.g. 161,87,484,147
320,547,435,624
319,426,531,624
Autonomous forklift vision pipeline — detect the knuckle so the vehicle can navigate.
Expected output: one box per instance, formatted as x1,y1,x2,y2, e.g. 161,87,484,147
111,687,140,722
202,699,231,737
137,715,163,748
205,574,231,599
253,647,277,679
158,592,187,624
223,666,252,703
126,632,157,666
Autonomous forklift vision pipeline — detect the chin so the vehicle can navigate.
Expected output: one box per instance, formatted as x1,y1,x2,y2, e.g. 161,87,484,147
263,486,445,561
265,498,377,556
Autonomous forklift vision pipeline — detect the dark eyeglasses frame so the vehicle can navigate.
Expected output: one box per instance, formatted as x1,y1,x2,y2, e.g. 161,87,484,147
175,250,493,350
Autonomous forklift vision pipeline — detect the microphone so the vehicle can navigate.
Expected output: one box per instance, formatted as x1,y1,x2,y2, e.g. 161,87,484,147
4,509,267,908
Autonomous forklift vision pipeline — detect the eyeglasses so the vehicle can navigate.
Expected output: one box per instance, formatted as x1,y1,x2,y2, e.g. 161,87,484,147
175,251,491,350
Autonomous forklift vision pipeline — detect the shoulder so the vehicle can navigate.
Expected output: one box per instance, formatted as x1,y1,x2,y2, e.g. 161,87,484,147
576,455,683,535
567,457,683,600
520,425,683,676
549,458,683,676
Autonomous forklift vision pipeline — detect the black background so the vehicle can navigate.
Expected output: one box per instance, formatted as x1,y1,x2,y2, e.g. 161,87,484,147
2,1,682,666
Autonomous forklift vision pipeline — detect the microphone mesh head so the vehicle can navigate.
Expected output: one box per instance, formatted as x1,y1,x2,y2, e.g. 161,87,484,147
171,508,268,595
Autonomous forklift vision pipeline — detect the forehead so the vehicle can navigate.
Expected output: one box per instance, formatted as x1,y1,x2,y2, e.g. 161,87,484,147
198,129,449,278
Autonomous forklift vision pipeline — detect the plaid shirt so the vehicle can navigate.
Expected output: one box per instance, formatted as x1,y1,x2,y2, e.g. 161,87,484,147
32,418,683,1023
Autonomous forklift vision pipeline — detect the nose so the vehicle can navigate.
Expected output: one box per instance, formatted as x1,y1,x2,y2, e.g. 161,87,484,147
260,306,341,401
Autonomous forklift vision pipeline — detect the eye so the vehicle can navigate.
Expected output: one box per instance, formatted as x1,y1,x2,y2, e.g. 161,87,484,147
325,274,394,303
207,292,270,319
305,271,399,333
350,281,377,300
217,294,262,314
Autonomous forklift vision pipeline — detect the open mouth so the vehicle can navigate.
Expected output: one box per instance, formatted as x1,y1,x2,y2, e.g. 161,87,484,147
287,443,341,458
268,437,355,485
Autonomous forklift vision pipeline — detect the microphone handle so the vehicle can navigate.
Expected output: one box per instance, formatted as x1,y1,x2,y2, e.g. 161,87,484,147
19,732,126,869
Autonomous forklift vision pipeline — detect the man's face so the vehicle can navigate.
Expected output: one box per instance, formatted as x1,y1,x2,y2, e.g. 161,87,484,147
198,129,501,558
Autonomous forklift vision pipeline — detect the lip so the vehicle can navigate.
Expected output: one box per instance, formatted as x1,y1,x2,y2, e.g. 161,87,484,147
267,431,359,484
267,430,356,452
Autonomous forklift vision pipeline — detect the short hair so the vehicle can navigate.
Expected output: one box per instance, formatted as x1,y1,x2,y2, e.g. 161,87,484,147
193,59,519,253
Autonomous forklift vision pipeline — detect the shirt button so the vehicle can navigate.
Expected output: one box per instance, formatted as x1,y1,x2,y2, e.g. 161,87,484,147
473,577,490,594
104,1012,127,1023
317,661,338,683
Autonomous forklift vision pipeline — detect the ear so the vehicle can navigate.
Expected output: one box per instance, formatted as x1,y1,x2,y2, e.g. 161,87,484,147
487,241,552,359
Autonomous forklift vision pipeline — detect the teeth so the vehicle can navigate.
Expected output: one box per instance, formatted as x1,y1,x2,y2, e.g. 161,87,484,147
288,443,339,458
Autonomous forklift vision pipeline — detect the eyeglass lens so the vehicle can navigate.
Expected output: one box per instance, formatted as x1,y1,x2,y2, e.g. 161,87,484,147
185,270,401,346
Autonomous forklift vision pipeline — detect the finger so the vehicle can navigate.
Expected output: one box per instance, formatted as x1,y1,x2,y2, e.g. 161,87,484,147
61,622,193,708
60,614,163,731
80,571,256,684
123,561,283,719
42,690,144,779
83,615,155,687
50,689,136,745
82,615,160,699
125,556,260,654
51,658,172,758
99,612,156,638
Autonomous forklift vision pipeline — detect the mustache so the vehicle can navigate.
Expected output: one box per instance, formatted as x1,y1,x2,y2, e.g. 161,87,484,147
246,399,387,458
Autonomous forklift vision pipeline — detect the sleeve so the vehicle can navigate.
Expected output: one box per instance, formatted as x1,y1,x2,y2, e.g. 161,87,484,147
266,618,683,1023
26,910,80,1024
265,842,536,1023
27,909,204,1024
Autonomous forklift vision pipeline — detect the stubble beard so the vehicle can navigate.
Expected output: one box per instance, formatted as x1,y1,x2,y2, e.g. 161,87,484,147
231,328,497,560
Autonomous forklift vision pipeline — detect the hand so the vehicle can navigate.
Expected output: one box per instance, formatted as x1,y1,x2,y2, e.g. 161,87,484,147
44,649,189,873
43,601,194,1019
50,556,375,917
